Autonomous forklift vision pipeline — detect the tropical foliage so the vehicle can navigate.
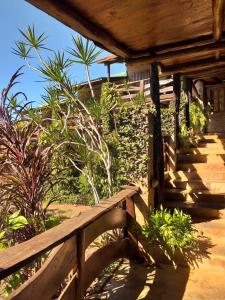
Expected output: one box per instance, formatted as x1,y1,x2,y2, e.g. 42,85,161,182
142,206,197,254
0,69,55,240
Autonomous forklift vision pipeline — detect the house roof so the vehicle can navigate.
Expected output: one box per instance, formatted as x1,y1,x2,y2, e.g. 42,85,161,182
95,54,123,65
26,0,225,81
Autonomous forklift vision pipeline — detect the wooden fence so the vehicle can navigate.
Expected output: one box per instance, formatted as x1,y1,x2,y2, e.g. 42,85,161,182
0,186,140,300
117,78,174,104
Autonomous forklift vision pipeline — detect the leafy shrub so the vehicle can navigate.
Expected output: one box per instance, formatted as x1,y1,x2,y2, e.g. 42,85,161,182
190,103,208,133
114,101,149,186
0,210,28,250
161,107,174,135
142,206,197,254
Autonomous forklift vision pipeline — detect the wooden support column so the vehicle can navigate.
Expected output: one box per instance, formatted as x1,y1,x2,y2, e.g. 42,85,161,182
173,73,181,153
150,63,164,207
106,63,111,82
183,77,192,129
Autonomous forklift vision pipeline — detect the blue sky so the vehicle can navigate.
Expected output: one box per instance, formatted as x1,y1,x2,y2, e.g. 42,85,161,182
0,0,125,105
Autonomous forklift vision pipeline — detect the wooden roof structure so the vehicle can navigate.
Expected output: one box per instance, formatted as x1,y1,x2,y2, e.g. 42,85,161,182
26,0,225,82
95,54,123,65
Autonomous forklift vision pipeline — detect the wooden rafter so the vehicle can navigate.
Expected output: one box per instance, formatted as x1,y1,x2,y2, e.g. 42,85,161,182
213,0,225,41
128,40,225,66
161,57,225,75
186,66,225,79
26,0,131,58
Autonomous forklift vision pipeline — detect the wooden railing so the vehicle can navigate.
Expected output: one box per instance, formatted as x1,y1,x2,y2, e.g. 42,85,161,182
0,186,140,300
116,78,174,104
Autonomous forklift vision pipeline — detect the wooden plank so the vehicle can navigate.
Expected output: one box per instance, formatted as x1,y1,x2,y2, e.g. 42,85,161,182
26,0,130,58
128,41,225,66
9,236,77,300
186,66,225,78
213,0,225,41
125,197,139,259
161,57,225,75
205,82,225,88
84,208,127,248
76,231,85,300
0,188,139,280
160,86,174,93
58,274,76,300
83,239,128,291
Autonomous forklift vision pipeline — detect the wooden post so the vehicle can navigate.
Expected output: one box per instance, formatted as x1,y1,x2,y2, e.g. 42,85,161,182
150,63,164,207
125,196,139,259
183,77,192,129
106,63,111,82
173,73,181,152
76,230,86,300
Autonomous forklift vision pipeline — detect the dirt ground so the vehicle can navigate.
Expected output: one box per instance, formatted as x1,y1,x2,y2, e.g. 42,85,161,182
47,203,93,220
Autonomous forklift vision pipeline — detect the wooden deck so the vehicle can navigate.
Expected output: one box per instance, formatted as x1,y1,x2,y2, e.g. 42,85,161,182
87,218,225,300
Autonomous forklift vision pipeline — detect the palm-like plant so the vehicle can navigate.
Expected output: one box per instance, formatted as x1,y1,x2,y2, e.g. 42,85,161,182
13,26,114,203
68,36,102,98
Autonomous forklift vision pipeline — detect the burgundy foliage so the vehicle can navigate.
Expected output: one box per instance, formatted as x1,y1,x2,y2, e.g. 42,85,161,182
0,69,53,238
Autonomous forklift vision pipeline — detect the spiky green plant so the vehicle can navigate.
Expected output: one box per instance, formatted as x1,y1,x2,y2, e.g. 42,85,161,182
68,35,102,98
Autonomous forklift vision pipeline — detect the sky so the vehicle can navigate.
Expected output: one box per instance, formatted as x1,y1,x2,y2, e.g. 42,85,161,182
0,0,125,105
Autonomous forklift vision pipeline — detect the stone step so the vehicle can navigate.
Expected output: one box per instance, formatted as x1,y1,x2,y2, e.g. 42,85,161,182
164,200,225,219
167,170,225,181
165,188,225,203
177,162,225,172
198,133,225,139
178,154,225,164
166,179,225,192
197,136,225,143
178,146,225,155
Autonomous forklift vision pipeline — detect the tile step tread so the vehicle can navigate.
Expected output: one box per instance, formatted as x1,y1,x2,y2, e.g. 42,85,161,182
165,188,225,195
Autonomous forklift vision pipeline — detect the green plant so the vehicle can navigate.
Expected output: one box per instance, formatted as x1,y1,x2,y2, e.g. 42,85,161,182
68,35,102,98
14,26,114,204
0,210,29,249
142,206,197,255
190,103,208,133
114,100,149,186
161,107,174,135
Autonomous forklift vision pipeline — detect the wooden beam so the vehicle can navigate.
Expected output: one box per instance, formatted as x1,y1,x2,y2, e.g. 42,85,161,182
186,65,225,79
128,41,225,66
26,0,131,58
161,57,225,75
150,63,164,207
213,0,225,41
131,35,215,59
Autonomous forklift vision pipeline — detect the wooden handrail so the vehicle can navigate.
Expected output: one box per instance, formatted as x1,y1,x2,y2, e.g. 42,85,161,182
0,186,140,300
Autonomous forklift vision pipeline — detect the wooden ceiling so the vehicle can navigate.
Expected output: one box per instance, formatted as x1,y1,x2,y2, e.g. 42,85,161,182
26,0,225,81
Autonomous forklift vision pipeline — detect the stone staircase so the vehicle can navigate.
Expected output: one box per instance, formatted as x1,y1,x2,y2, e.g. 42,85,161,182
165,133,225,219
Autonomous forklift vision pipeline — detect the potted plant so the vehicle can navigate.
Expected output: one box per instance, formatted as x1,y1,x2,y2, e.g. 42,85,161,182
141,206,199,267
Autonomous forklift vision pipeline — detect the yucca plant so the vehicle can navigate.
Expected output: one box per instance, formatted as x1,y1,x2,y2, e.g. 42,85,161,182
0,69,54,238
68,35,102,98
13,26,115,202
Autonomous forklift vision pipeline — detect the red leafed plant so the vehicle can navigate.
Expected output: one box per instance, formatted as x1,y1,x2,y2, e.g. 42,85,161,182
0,69,54,239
